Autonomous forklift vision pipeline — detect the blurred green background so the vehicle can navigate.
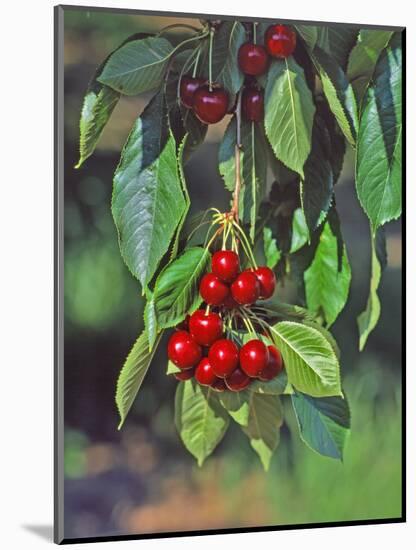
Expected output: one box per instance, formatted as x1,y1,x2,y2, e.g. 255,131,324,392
62,8,402,540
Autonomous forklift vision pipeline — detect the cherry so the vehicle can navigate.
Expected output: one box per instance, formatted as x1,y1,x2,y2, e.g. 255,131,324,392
242,87,264,122
231,271,260,305
225,367,251,391
258,345,283,381
199,273,229,306
240,339,269,377
253,266,276,299
189,309,223,346
193,85,229,124
238,43,269,76
180,76,206,109
211,377,227,392
174,367,195,381
195,357,217,386
212,250,240,282
167,330,202,370
208,339,239,378
265,25,296,58
223,294,239,309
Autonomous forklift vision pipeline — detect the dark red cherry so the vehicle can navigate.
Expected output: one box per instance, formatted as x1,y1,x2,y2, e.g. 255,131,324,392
258,345,283,381
223,294,239,309
211,377,227,392
253,266,276,299
195,357,217,386
174,367,195,381
240,339,269,377
208,339,239,378
265,25,296,58
212,250,240,282
242,87,264,122
189,309,223,347
225,367,251,391
193,85,229,124
199,273,229,306
238,43,269,75
231,271,260,305
180,76,206,109
175,314,190,331
167,330,202,370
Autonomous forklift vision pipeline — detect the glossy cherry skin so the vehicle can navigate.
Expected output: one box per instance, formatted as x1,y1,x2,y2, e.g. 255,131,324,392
189,309,223,347
167,330,202,370
180,76,206,109
240,339,270,377
174,367,195,381
231,271,260,305
253,266,276,299
265,25,296,58
238,43,269,76
193,85,229,124
199,273,229,306
208,339,239,378
258,345,283,381
212,250,240,282
242,87,264,122
225,367,251,391
195,357,217,386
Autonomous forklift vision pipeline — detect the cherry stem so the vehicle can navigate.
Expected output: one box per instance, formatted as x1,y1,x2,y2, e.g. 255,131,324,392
205,304,211,315
208,27,215,91
253,22,257,44
192,46,202,78
176,47,200,103
232,221,258,268
158,23,201,35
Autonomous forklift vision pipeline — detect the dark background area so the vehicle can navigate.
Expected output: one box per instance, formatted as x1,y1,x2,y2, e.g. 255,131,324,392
62,8,402,540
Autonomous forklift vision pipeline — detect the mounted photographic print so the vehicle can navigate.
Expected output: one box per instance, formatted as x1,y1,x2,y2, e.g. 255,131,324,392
54,5,405,544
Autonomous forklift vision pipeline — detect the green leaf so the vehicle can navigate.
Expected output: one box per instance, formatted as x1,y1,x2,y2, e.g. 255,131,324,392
301,115,334,233
325,27,359,70
144,296,158,351
356,34,402,231
265,57,315,177
211,21,246,94
154,247,210,328
167,360,181,375
290,208,310,253
219,390,251,426
112,91,187,287
169,135,191,261
347,29,394,104
270,321,342,397
357,228,386,350
311,46,358,146
97,36,174,95
175,381,229,466
250,372,289,395
291,391,350,460
218,117,267,239
295,25,318,51
116,330,163,429
263,227,281,269
304,220,351,326
76,86,119,169
243,393,283,471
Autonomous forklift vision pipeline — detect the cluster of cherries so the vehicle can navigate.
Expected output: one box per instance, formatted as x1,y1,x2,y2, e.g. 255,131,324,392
180,24,296,125
167,250,284,392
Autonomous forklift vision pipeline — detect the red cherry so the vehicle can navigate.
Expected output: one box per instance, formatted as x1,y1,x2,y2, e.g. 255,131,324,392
258,345,283,381
195,357,217,386
240,339,269,377
225,367,251,391
189,309,223,347
242,87,264,123
208,339,239,378
167,330,202,370
193,85,229,124
199,273,229,306
231,271,260,305
174,367,195,381
211,377,227,392
180,76,206,109
212,250,240,282
238,43,269,76
265,25,296,58
253,266,276,299
223,294,239,309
